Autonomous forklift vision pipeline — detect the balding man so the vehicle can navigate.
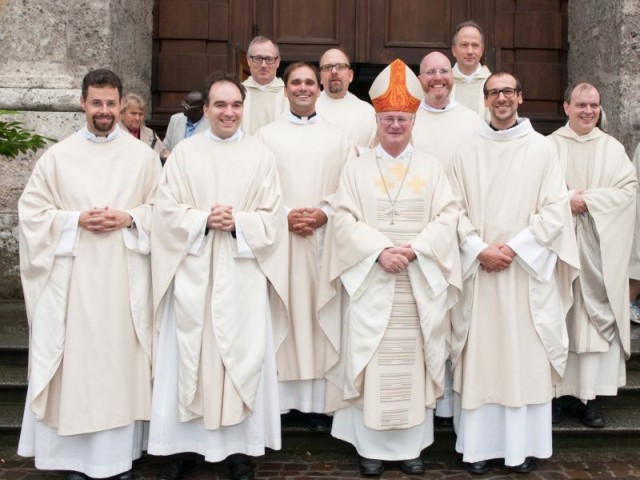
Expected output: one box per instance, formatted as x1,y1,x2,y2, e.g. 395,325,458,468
414,52,482,169
412,51,482,426
450,21,492,118
242,36,287,134
549,82,636,428
316,48,377,149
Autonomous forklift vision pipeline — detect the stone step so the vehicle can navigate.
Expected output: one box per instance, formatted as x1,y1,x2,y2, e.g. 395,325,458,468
0,333,28,366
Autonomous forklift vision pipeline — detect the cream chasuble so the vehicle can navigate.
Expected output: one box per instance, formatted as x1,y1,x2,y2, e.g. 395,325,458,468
241,77,287,135
550,126,636,399
630,143,640,280
18,126,160,437
255,114,353,392
449,119,579,410
451,64,491,120
321,145,461,426
316,91,377,148
150,131,288,431
412,99,482,170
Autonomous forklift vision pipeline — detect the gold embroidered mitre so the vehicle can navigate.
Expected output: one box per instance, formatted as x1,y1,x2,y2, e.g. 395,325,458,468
369,59,422,113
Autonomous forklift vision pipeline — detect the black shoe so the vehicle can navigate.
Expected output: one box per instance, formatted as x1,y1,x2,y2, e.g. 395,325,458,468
399,457,424,475
511,457,534,473
65,472,89,480
308,413,333,432
580,399,605,428
111,470,133,480
359,457,384,476
464,460,489,474
157,455,195,480
552,398,562,425
434,415,453,427
228,453,254,480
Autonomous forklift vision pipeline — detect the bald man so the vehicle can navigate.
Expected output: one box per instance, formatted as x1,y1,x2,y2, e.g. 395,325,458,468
316,48,377,149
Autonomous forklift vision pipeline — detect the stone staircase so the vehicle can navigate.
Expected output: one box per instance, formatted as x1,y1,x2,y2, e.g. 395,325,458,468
0,300,638,452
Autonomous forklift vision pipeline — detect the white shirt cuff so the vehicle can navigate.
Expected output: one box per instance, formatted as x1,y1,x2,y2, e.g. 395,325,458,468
234,222,255,259
122,210,150,254
507,227,557,282
460,232,487,280
55,211,80,257
188,214,210,256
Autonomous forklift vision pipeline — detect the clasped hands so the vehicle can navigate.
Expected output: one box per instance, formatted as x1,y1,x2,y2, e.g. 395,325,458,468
288,208,327,237
477,243,516,273
570,189,588,215
207,204,235,232
377,244,416,274
79,206,133,233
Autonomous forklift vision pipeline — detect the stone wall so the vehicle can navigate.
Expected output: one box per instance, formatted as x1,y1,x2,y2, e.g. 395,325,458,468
0,0,154,299
568,0,640,155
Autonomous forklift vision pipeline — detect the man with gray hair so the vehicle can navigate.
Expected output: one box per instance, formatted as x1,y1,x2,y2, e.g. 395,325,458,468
242,36,287,134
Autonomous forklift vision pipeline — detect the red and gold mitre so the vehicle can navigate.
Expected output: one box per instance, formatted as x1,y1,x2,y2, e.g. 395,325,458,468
369,59,422,113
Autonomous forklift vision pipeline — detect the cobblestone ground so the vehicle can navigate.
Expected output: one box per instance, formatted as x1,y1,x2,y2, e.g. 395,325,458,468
1,449,639,480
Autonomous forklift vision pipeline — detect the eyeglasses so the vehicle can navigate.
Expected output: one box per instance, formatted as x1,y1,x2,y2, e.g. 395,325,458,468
485,87,520,98
420,68,451,76
88,100,118,108
379,115,414,126
181,101,203,111
319,63,350,72
249,55,278,65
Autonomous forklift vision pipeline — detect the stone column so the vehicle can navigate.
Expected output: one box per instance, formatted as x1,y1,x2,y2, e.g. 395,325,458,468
568,0,640,154
0,0,154,298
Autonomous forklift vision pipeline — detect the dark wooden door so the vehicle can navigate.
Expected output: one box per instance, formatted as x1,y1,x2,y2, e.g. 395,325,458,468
152,0,568,132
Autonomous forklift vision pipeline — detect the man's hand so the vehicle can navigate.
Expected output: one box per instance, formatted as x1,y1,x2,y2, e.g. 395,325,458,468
377,247,410,274
570,189,588,215
478,243,514,273
390,243,417,262
208,204,235,232
288,208,327,237
79,206,133,233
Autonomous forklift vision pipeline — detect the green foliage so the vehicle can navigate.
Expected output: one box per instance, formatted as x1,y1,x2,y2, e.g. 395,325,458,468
0,110,56,159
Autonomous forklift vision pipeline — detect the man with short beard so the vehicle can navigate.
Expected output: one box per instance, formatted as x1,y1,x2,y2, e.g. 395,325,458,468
18,69,160,480
241,36,287,135
316,48,377,149
549,82,637,428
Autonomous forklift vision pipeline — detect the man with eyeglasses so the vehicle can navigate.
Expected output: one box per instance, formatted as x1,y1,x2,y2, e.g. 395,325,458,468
255,62,353,433
549,82,636,429
450,21,492,119
163,90,209,152
242,36,287,135
412,51,482,427
17,69,160,480
315,48,377,149
322,59,461,476
448,71,579,474
414,52,482,169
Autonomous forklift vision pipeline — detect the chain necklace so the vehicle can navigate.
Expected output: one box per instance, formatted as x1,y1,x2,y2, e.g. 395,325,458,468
375,153,412,225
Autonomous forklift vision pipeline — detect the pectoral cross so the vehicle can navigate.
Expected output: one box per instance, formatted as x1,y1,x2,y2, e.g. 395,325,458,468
385,205,396,224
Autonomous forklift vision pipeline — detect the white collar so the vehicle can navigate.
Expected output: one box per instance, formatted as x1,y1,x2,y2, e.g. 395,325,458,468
375,143,413,161
205,129,244,143
453,63,483,81
420,97,458,113
479,118,533,141
320,91,352,101
284,110,320,125
81,123,121,143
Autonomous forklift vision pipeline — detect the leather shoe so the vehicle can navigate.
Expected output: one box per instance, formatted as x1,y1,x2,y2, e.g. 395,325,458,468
580,399,605,428
228,453,254,480
464,460,489,474
157,455,195,480
359,457,384,476
65,472,89,480
112,470,133,480
399,457,424,475
308,413,333,432
511,457,534,473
